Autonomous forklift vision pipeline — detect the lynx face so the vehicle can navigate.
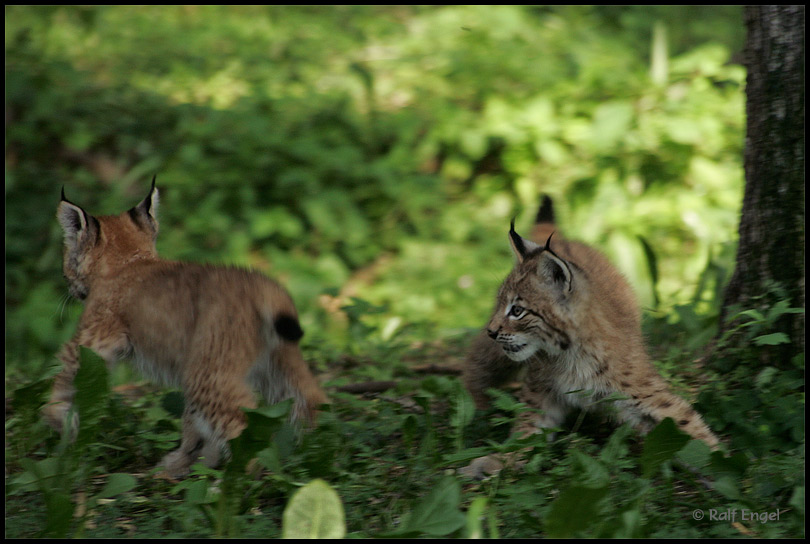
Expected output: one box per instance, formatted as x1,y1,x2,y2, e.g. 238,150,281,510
485,225,576,362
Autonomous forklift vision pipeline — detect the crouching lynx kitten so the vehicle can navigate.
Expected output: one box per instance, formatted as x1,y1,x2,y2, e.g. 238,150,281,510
44,178,327,478
462,196,718,478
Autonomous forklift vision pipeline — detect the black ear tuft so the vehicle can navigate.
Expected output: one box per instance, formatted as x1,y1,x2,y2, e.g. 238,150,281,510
60,186,77,206
509,219,526,258
127,178,160,235
275,314,304,342
543,231,555,251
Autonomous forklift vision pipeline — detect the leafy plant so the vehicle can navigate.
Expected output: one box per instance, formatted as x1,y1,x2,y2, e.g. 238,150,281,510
6,5,803,540
8,349,137,537
282,479,346,539
381,475,466,538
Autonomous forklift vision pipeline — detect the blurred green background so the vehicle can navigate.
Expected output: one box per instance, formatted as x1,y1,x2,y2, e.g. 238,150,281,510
5,6,745,381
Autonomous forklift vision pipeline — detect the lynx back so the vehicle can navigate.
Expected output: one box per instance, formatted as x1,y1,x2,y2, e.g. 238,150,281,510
45,179,327,478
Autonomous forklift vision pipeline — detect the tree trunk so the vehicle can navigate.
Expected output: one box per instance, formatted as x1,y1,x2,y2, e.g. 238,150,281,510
720,5,804,365
720,5,805,361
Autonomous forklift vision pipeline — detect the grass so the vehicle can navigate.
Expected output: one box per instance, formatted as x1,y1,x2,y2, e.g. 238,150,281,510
4,301,805,538
6,286,804,538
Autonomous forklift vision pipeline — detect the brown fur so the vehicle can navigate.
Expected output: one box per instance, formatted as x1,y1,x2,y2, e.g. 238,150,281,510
461,197,718,478
44,181,327,478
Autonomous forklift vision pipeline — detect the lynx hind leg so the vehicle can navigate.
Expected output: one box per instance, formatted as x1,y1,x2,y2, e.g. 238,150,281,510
158,375,257,478
251,341,327,425
621,381,720,450
158,409,205,478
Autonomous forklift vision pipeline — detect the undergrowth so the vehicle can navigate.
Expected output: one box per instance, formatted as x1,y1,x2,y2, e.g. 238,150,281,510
5,294,804,538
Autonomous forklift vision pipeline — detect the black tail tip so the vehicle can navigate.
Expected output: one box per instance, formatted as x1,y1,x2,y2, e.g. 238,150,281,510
535,195,555,224
275,315,304,342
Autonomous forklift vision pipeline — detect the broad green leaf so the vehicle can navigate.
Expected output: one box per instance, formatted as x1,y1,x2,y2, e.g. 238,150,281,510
708,450,749,479
227,400,292,473
93,473,137,501
74,347,110,447
12,458,60,494
713,476,741,500
735,309,765,323
545,485,609,538
173,478,214,506
640,418,690,478
407,476,466,536
675,438,712,469
282,479,346,539
388,475,466,537
754,366,779,387
43,491,75,538
466,496,490,539
753,332,790,346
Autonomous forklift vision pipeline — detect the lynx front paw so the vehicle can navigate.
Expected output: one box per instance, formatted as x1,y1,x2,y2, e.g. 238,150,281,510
458,454,505,480
42,401,79,438
157,450,193,479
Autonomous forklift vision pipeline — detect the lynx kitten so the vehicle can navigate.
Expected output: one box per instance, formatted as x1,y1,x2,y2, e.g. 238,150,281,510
45,179,327,478
462,196,718,478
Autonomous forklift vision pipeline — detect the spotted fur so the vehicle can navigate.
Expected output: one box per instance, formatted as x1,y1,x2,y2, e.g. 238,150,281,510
44,178,327,478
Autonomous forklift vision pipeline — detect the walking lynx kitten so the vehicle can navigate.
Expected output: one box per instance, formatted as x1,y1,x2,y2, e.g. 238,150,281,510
44,178,327,478
462,196,718,478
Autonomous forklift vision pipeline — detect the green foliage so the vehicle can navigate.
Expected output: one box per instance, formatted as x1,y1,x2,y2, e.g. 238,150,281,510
697,284,805,457
382,475,467,538
466,496,499,539
5,5,803,541
5,316,805,537
281,479,346,539
545,485,611,538
5,5,745,369
639,417,691,478
7,349,137,538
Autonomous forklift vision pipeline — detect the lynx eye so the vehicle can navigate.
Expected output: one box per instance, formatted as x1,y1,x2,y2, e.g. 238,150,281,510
509,305,525,318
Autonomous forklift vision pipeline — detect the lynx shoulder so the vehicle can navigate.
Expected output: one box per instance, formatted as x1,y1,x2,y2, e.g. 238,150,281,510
462,196,718,477
44,178,327,478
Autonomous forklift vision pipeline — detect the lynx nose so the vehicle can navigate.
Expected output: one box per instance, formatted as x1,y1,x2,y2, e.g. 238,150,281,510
486,327,499,340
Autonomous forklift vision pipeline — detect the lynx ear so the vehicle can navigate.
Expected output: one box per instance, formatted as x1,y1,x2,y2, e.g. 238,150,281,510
128,175,159,237
58,188,99,248
537,244,573,294
508,220,541,263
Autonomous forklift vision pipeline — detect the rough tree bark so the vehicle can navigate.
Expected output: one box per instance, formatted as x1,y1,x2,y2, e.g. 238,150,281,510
719,5,805,364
